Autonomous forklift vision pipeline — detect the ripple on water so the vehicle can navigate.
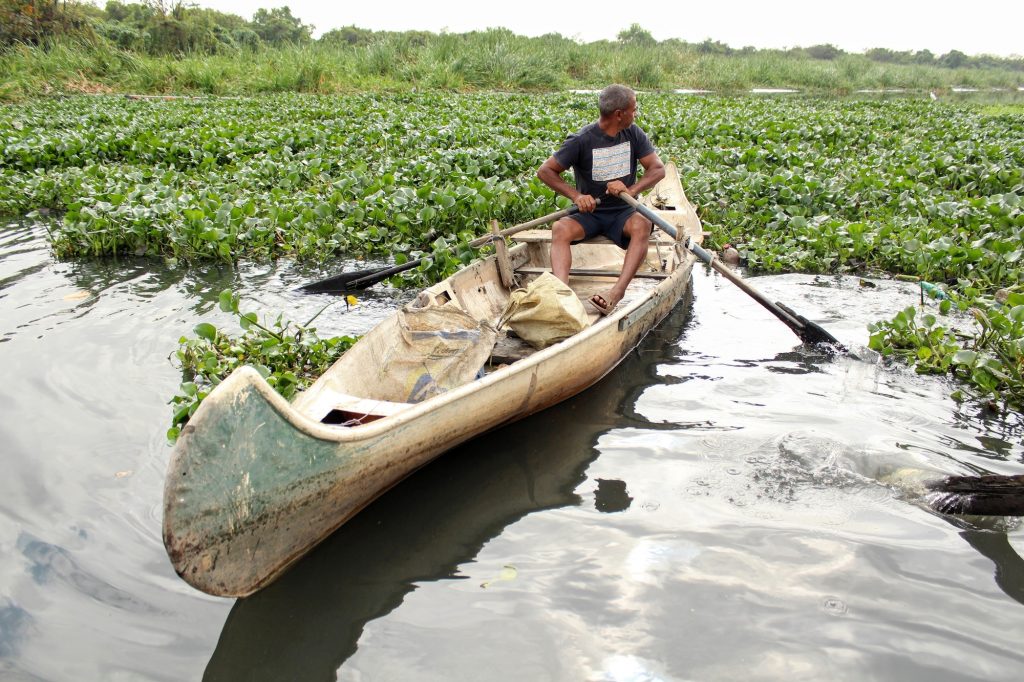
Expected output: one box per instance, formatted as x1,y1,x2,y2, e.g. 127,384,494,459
3,225,1024,681
331,272,1024,681
16,532,156,615
695,433,768,460
822,596,849,616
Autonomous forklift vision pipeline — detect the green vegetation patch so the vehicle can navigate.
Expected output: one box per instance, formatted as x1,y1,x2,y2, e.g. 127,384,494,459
168,289,358,441
2,92,1021,411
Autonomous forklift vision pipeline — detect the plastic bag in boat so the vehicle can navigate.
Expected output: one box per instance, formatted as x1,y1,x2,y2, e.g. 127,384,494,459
497,272,590,350
362,305,498,403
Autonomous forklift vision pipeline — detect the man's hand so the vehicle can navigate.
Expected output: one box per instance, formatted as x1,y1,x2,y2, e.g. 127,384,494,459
605,180,631,197
574,194,598,212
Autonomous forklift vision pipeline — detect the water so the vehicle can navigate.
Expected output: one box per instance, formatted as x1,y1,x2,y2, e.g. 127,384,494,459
1,220,1022,681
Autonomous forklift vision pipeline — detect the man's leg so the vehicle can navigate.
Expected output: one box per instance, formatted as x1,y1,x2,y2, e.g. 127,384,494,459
550,217,586,285
592,212,652,312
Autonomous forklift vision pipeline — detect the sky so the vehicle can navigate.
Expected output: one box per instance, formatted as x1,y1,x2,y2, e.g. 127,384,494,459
191,0,1023,58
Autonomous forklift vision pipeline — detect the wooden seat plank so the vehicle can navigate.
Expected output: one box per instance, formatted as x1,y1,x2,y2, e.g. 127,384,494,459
515,267,670,279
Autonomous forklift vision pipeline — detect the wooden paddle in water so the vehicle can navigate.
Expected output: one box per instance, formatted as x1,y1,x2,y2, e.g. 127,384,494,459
926,474,1024,516
620,193,845,351
300,204,590,294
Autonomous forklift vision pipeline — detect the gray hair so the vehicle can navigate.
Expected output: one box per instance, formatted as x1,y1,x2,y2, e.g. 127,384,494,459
598,84,635,117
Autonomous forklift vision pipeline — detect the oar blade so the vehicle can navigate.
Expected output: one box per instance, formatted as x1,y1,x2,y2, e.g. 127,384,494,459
299,267,389,294
774,301,846,352
797,316,845,351
926,474,1024,516
298,205,578,295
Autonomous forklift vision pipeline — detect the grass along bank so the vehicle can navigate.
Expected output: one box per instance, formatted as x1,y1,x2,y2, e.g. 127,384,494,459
2,32,1023,101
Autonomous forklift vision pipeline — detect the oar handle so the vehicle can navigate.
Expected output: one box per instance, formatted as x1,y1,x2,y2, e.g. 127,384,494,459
620,192,841,348
620,192,782,311
618,192,679,241
616,193,724,275
345,203,592,289
467,202,591,248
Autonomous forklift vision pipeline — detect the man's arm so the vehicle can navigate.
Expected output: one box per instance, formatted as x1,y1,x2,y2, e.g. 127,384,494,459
537,157,597,212
607,152,666,198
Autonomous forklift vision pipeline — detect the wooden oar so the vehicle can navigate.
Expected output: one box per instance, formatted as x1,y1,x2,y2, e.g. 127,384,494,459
300,205,588,294
926,473,1024,516
620,193,845,350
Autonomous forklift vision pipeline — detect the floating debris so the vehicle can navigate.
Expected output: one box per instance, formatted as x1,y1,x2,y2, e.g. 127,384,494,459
480,564,518,589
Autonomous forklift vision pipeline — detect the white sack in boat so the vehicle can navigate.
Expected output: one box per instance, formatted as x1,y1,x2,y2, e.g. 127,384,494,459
347,305,497,403
498,272,590,350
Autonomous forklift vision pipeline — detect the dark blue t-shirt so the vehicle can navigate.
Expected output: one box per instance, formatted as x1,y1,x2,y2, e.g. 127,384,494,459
553,122,655,212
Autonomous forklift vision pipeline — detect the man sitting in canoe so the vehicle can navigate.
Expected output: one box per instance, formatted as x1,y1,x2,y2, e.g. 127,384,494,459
537,83,666,315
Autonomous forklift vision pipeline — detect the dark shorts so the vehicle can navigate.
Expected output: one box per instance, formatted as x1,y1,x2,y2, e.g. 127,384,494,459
568,206,636,249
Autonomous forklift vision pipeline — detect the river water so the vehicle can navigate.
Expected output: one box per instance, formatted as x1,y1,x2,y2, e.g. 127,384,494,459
1,218,1022,681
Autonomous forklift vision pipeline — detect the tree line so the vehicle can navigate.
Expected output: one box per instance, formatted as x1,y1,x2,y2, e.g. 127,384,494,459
2,2,1022,74
613,24,1021,72
1,1,313,54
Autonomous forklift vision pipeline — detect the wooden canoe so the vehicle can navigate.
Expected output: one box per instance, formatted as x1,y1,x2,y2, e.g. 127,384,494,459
163,163,703,597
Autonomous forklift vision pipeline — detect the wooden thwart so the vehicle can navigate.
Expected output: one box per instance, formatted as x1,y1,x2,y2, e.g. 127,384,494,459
512,230,677,246
515,267,670,279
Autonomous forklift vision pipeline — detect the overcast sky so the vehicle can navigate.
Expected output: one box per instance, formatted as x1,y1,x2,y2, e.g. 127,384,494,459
190,0,1022,57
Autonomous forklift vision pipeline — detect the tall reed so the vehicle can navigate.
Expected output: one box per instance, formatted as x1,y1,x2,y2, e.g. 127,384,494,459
2,33,1022,101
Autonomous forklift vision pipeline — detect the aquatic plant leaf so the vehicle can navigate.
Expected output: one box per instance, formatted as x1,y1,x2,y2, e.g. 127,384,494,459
953,350,978,365
194,323,217,341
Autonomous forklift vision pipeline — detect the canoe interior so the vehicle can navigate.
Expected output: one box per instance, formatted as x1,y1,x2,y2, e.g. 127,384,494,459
163,163,704,596
293,164,700,425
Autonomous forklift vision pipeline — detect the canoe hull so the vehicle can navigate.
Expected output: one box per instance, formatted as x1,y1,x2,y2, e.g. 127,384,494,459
164,261,691,596
164,163,703,596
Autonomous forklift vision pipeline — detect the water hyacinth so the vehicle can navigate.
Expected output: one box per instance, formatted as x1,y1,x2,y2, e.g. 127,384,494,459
168,289,358,441
2,93,1021,408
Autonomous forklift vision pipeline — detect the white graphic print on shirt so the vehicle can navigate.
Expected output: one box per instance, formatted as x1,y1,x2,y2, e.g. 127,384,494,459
591,142,630,182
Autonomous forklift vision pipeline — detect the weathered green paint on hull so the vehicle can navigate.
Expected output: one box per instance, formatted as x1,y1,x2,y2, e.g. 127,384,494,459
165,371,385,596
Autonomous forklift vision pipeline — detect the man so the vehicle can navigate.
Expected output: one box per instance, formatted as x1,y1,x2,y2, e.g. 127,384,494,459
537,84,666,315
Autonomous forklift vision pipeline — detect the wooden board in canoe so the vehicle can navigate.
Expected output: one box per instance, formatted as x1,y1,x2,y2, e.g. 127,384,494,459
163,163,703,597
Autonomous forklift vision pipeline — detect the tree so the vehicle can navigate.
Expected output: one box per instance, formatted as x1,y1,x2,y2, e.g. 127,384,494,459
805,43,843,60
0,0,94,45
142,0,174,14
616,23,655,46
912,49,935,65
320,24,375,46
938,49,968,69
866,47,899,63
696,38,732,55
251,6,312,45
105,0,155,23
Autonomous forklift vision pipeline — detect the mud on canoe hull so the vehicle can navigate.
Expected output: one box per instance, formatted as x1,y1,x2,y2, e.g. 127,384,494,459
163,256,693,597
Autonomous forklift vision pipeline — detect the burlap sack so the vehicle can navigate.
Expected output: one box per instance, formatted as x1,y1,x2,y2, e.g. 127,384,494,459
334,304,497,403
498,272,590,350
